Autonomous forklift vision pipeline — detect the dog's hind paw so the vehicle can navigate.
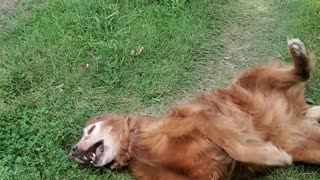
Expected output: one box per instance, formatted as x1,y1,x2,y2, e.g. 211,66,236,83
287,38,307,57
287,38,312,80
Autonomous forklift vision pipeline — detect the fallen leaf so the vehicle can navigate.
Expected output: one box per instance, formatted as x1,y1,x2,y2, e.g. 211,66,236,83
130,47,144,57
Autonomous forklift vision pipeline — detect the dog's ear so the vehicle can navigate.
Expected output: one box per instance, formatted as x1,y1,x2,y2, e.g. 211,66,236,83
202,120,293,166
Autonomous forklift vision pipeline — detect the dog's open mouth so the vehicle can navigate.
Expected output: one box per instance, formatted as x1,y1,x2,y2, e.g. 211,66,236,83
70,140,104,165
85,140,104,164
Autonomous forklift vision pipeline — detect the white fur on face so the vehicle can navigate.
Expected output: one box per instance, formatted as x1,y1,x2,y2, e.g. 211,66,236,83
76,121,119,166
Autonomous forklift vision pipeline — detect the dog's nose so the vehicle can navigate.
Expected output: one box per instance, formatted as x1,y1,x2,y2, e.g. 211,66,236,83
69,146,78,157
70,146,86,155
73,145,81,154
68,147,76,160
72,146,77,152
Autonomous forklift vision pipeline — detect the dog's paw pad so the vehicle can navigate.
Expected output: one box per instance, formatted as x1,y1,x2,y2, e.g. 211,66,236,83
288,38,307,56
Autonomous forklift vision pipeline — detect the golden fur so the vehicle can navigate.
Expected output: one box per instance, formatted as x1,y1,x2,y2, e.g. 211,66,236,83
71,39,320,179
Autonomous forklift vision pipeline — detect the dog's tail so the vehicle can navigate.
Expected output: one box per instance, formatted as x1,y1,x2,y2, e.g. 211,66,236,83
288,38,314,81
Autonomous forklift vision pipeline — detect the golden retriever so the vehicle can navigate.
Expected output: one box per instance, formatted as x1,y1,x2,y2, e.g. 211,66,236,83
69,39,320,180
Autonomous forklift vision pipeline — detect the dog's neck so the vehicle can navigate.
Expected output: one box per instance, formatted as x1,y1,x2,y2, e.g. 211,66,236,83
127,120,140,156
111,115,152,170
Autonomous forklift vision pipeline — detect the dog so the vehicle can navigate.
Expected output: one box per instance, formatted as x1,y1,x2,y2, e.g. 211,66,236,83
69,39,320,179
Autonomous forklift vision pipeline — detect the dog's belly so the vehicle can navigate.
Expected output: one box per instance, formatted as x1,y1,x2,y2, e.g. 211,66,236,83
166,137,231,174
238,90,308,155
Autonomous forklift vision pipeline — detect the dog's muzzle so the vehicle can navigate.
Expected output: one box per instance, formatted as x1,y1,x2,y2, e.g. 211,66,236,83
68,140,104,164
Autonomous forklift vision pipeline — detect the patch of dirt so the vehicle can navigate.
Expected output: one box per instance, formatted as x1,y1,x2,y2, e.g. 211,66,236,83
196,0,281,91
141,0,281,117
0,0,18,29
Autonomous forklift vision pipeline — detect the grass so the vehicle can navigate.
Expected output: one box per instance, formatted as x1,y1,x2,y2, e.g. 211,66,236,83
0,0,319,179
0,0,229,179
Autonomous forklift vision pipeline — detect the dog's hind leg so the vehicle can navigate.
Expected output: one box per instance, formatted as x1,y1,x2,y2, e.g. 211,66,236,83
288,38,314,81
290,107,320,163
306,105,320,122
236,38,313,90
168,104,293,167
201,121,293,166
287,122,320,164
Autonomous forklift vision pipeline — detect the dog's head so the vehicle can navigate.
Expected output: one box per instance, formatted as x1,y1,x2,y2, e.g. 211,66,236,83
69,114,130,167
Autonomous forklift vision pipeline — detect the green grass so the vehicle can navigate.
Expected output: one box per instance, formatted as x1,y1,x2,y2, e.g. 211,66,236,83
0,0,319,179
0,0,229,179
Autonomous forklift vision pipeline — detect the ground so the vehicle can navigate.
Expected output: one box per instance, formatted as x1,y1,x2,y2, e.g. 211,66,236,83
0,0,18,29
0,0,319,179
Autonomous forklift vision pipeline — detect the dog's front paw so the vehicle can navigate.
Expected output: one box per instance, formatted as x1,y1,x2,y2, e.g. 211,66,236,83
264,145,292,166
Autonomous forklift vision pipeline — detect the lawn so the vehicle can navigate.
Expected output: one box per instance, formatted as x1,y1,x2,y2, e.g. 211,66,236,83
0,0,229,179
0,0,319,179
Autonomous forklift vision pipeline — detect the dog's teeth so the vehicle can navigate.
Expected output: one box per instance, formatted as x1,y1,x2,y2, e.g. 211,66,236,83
92,154,96,158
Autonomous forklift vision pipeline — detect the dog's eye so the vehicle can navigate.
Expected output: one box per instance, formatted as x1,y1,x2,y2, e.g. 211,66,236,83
87,125,96,134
